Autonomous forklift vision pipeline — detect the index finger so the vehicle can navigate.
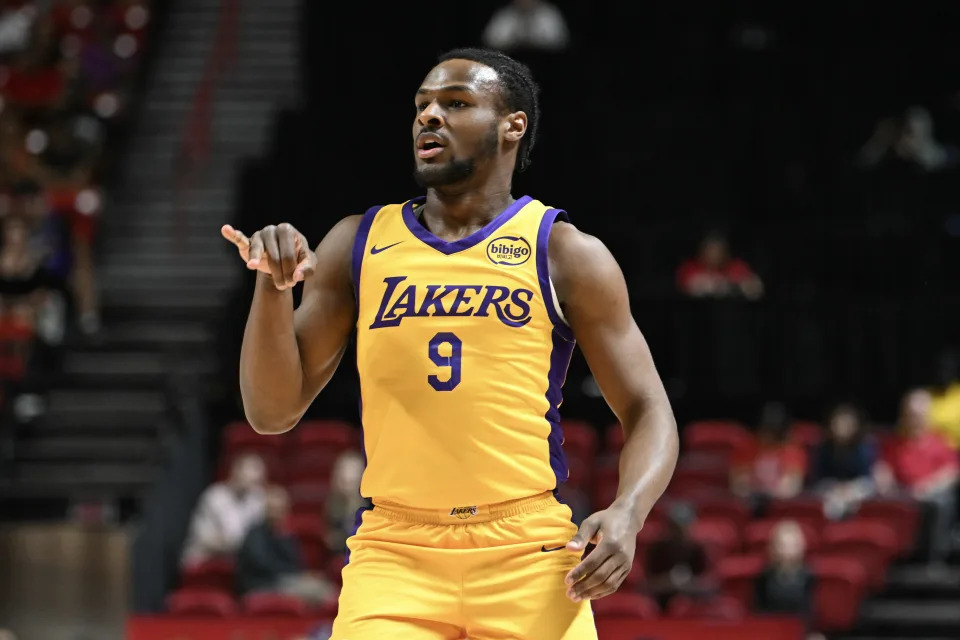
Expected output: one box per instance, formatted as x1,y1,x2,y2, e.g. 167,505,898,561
221,224,250,247
565,544,613,586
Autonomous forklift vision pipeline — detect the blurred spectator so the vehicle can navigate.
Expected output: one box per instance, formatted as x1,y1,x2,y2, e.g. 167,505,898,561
755,521,822,640
0,2,36,56
324,450,365,556
858,107,959,173
0,628,17,640
481,0,570,53
676,231,763,300
181,453,267,567
930,351,960,448
731,402,807,505
0,214,49,329
237,485,336,607
644,502,710,609
812,404,894,520
884,389,959,563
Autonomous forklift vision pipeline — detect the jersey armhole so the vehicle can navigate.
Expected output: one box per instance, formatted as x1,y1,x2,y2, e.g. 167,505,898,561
536,208,575,343
351,205,383,300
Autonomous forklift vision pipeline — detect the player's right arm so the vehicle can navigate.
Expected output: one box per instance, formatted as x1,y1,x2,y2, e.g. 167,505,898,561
222,217,361,434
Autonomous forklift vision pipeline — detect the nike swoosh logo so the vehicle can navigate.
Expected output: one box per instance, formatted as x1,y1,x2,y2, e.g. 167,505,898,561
370,241,403,254
541,545,567,553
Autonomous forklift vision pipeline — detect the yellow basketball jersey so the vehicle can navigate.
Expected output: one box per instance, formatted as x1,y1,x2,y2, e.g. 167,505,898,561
352,195,575,508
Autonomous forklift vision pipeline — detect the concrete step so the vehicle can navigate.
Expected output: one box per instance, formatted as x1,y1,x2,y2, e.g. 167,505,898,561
40,389,168,433
10,462,159,494
14,436,159,462
67,321,214,350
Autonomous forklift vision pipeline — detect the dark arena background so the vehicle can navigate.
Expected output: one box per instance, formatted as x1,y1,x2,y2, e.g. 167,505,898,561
1,1,959,639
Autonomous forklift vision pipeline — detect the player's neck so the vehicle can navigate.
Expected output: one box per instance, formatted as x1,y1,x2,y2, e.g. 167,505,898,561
422,185,514,231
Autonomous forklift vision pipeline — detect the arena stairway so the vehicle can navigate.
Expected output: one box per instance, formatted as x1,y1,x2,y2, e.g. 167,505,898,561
0,0,299,519
836,556,960,640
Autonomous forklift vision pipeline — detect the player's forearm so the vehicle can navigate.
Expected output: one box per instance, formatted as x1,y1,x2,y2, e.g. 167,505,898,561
611,401,679,530
239,273,309,433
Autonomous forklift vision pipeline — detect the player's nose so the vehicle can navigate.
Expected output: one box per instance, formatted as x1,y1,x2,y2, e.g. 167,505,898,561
417,100,445,127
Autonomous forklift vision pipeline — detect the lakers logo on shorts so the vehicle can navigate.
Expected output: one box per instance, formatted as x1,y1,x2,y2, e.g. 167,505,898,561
449,506,479,520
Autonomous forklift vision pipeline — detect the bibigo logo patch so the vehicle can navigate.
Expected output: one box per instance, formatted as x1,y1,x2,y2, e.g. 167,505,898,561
486,235,531,266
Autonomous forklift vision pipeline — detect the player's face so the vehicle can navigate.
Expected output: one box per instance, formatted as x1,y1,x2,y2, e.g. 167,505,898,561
412,59,505,188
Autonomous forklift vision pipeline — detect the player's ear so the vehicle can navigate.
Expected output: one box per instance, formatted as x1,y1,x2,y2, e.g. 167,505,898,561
503,111,527,143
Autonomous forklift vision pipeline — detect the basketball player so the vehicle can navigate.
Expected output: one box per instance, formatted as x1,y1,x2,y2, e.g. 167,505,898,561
222,48,679,639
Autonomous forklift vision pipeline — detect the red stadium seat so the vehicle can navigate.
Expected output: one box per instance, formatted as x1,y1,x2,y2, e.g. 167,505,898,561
744,519,821,555
683,420,751,459
561,420,598,460
166,588,237,617
692,496,751,533
669,467,728,494
285,449,348,484
593,466,620,508
767,498,826,529
288,512,327,570
666,594,746,620
690,517,740,559
287,481,330,516
591,593,659,619
810,556,869,632
326,554,347,586
857,500,920,556
717,554,765,608
605,422,624,452
242,592,309,617
565,455,593,491
180,558,235,592
820,519,899,590
677,450,730,472
622,557,645,590
290,420,358,452
788,421,824,449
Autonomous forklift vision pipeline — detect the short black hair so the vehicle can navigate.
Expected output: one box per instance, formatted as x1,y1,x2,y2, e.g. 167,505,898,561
437,47,540,172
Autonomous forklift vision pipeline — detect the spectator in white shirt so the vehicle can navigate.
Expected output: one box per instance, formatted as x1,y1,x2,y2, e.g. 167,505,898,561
181,452,267,567
482,0,570,53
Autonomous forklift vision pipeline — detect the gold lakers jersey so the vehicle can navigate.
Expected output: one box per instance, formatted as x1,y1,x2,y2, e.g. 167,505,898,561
352,195,575,508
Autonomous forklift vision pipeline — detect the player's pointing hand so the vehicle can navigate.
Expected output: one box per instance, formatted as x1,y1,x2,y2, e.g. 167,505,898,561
221,223,317,291
564,504,638,602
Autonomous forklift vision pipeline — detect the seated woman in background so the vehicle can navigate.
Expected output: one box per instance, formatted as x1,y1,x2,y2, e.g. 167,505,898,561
731,402,807,510
883,389,959,565
812,404,894,520
324,450,366,556
676,230,764,300
755,520,824,640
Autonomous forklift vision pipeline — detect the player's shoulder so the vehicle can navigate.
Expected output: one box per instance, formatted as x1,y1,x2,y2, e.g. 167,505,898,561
547,219,623,298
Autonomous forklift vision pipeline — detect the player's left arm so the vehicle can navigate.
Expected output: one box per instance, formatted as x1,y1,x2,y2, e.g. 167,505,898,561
549,221,680,603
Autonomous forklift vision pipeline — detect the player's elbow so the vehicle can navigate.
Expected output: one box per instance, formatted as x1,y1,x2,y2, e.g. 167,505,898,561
241,401,302,435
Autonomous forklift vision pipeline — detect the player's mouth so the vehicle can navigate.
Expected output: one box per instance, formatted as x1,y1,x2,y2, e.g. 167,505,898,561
416,132,447,159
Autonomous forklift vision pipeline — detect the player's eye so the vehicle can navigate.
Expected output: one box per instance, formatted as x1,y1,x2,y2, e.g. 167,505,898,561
449,100,467,108
416,102,429,112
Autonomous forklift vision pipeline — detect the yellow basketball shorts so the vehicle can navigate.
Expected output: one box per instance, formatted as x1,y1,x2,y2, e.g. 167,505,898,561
331,491,597,640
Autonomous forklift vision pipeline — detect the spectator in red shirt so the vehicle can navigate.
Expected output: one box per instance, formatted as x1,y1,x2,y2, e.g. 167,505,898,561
884,389,959,563
731,402,807,508
676,230,764,300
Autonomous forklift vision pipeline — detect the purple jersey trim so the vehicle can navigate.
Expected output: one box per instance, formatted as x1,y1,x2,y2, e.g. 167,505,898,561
537,207,576,487
536,208,575,342
351,205,383,299
401,195,533,255
546,325,576,487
